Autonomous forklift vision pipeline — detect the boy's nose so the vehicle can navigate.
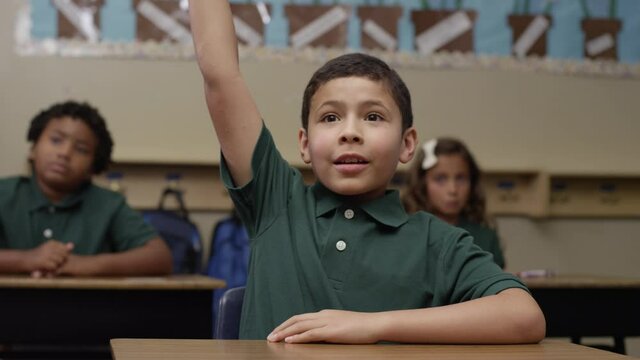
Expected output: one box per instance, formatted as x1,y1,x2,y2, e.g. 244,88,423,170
57,142,73,158
339,119,362,144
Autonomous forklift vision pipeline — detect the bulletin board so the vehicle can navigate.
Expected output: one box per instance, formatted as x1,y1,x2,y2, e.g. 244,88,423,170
5,0,640,174
16,0,640,78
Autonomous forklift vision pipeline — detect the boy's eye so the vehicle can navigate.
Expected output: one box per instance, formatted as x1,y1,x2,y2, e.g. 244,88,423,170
50,136,62,144
75,145,90,155
322,114,339,123
366,113,382,121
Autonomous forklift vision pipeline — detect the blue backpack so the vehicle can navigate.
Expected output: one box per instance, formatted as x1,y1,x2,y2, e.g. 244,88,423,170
143,188,202,274
206,213,250,322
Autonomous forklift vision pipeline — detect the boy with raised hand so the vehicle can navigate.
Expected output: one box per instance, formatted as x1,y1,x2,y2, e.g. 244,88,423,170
0,101,173,277
189,1,544,344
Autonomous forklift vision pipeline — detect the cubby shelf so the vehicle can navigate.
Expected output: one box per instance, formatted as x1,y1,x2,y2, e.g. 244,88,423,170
548,174,640,218
483,170,549,218
484,171,640,218
96,162,640,218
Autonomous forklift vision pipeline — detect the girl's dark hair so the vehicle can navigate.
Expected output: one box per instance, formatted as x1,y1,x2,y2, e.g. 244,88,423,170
27,100,113,174
301,53,413,132
401,137,489,225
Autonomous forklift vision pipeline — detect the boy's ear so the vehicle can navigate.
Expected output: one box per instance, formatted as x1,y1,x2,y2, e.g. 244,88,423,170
399,127,417,164
298,128,311,164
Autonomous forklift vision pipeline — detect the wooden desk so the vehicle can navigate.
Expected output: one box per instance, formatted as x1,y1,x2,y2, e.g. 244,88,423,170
524,275,640,354
110,339,632,360
0,275,224,348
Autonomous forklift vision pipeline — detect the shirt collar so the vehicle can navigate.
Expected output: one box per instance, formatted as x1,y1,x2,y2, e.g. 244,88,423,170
312,182,344,217
28,175,89,211
312,182,409,228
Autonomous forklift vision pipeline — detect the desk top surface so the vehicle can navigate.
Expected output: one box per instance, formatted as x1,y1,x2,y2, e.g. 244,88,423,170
522,274,640,289
110,339,631,360
0,274,225,290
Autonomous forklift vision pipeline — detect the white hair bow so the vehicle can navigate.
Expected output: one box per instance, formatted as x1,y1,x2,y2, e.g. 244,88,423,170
421,139,438,170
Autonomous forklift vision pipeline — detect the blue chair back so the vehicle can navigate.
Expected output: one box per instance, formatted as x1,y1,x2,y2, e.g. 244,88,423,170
214,286,245,339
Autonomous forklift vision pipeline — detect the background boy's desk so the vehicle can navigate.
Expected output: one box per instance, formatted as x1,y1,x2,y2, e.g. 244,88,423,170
0,275,224,347
524,275,640,354
110,339,631,360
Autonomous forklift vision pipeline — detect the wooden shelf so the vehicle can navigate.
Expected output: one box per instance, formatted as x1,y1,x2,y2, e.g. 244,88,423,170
548,175,640,218
483,171,549,218
93,163,232,211
93,162,316,212
94,163,640,218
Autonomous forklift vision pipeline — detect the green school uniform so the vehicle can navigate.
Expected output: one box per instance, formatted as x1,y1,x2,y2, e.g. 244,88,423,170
0,176,156,254
221,124,528,340
457,219,506,269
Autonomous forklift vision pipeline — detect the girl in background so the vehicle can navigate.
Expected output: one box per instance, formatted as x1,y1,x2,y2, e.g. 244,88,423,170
402,138,505,269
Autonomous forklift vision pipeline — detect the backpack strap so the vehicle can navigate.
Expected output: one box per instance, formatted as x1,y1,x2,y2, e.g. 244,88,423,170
158,187,189,220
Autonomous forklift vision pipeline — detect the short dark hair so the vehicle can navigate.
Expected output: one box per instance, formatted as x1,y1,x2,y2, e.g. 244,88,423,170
27,101,113,174
301,53,413,132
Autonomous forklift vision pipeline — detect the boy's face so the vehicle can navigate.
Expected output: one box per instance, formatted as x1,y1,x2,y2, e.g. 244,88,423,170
29,116,97,195
424,154,471,221
299,76,416,201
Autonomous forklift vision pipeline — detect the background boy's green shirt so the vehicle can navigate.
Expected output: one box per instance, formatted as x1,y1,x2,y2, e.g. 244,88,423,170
0,176,156,254
222,124,528,340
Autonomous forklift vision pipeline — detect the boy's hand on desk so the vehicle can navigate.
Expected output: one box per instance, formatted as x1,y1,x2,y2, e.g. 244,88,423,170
267,309,382,344
55,254,96,276
24,240,73,276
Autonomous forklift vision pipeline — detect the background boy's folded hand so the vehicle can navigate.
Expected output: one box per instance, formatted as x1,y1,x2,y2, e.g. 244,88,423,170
25,240,73,277
55,253,94,276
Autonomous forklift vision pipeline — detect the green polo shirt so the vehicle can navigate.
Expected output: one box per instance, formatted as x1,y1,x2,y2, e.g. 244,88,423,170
0,176,156,254
457,220,506,269
222,124,528,340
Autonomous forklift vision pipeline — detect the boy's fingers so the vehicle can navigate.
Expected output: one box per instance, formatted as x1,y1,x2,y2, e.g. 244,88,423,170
269,319,322,342
31,270,42,278
284,328,324,344
270,312,314,335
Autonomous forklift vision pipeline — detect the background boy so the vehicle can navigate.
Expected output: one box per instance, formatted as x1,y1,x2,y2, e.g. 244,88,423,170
0,100,172,277
190,1,544,344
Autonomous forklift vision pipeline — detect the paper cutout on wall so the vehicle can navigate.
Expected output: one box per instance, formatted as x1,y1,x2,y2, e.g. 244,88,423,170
230,2,271,47
284,5,351,49
579,0,622,61
133,0,191,43
16,0,640,79
53,0,103,42
411,10,477,55
509,15,552,58
357,5,402,52
582,19,622,60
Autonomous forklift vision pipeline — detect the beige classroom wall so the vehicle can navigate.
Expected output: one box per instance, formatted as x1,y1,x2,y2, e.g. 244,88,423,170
1,0,639,354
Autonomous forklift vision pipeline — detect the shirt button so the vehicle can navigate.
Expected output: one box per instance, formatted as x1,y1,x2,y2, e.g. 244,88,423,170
48,206,56,214
43,229,53,239
336,240,347,252
344,209,355,219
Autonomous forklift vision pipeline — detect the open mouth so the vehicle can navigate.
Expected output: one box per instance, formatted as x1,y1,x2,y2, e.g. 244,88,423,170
334,158,369,165
334,154,369,165
334,155,369,174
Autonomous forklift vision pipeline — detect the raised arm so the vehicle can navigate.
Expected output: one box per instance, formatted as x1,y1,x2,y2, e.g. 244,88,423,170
189,0,262,186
